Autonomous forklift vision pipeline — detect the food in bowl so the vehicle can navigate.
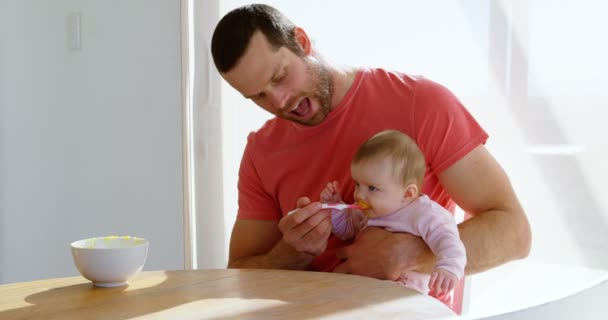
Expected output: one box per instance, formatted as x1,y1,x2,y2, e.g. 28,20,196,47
71,235,149,287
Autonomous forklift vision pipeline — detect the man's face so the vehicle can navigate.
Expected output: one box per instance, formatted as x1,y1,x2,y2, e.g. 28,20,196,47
222,31,333,126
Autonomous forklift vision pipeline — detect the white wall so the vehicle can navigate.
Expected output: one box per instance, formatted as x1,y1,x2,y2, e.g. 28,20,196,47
0,0,184,283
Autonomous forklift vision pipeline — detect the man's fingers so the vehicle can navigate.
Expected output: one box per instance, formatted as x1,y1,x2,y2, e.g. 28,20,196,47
301,212,331,241
284,197,313,217
280,200,332,256
296,196,311,208
300,207,329,228
285,202,322,226
285,213,324,241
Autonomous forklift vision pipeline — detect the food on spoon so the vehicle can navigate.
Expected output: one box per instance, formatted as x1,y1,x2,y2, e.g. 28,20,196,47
356,199,371,209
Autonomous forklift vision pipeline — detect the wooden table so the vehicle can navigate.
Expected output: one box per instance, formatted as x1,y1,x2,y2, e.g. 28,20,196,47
0,269,455,319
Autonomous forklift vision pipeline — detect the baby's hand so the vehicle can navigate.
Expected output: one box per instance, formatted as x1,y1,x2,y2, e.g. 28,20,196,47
320,181,342,203
428,269,458,299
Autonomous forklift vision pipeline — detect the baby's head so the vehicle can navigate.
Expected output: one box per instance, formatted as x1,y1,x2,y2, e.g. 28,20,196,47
351,130,426,217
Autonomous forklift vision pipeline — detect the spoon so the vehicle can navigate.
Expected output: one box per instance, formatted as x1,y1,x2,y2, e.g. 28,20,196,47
321,203,361,210
287,203,361,215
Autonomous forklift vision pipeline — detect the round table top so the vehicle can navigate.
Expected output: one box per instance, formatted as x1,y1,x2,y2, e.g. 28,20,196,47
0,268,455,319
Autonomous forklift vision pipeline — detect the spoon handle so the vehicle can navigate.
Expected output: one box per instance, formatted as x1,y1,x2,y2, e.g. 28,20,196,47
287,203,360,215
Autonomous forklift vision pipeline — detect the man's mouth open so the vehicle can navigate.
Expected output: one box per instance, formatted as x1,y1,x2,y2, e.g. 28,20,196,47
288,97,313,119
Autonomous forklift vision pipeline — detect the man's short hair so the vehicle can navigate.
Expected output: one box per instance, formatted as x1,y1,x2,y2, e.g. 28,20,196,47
211,4,303,73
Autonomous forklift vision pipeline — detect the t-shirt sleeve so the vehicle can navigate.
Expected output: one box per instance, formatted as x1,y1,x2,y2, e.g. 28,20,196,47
412,78,489,174
237,135,281,220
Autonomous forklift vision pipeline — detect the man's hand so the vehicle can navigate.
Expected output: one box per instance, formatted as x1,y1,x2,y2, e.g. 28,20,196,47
278,197,332,256
333,227,435,280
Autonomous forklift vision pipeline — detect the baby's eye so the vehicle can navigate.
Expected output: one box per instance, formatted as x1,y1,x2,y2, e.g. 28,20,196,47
368,186,378,192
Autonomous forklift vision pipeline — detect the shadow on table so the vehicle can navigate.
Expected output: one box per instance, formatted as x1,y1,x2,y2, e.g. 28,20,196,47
0,269,451,320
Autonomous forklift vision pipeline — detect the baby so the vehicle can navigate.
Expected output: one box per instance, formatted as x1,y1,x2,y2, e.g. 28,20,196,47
321,129,466,300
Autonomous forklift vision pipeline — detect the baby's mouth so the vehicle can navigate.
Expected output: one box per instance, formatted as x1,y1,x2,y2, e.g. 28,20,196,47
356,199,371,210
356,200,372,218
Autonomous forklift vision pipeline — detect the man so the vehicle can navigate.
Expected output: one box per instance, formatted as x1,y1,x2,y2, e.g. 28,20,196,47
210,3,531,312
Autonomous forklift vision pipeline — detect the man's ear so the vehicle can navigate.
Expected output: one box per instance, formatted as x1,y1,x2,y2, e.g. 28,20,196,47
294,27,312,55
403,183,419,201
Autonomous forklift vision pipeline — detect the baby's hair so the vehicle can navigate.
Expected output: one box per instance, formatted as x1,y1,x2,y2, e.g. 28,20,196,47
352,130,426,189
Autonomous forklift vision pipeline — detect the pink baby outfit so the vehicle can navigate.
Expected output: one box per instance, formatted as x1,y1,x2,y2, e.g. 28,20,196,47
331,194,466,294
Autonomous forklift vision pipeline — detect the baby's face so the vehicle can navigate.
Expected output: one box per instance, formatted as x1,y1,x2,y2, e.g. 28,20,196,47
351,157,411,218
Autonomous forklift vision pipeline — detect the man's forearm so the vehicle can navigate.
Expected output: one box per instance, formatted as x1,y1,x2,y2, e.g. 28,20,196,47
402,208,531,276
458,208,531,274
228,239,315,270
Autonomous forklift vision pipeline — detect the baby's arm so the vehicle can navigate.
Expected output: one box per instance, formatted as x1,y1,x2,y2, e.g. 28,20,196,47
415,205,466,297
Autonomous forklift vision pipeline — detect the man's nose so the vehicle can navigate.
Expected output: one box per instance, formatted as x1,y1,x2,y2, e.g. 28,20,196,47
269,87,290,110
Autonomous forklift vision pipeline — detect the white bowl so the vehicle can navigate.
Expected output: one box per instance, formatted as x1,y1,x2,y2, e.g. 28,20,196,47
71,236,149,287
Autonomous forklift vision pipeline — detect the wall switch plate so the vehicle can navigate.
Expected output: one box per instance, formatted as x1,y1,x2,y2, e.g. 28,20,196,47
67,12,81,50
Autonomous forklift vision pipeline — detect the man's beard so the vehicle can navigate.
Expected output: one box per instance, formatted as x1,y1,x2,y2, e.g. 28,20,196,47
309,58,333,117
290,57,333,126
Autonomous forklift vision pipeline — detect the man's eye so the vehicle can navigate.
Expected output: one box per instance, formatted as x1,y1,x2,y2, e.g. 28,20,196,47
253,92,266,100
272,70,287,83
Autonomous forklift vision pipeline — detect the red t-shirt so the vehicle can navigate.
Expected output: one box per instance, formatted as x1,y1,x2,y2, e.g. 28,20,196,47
237,68,488,272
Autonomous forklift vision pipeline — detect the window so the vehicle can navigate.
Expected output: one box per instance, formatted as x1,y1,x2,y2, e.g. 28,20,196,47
195,0,608,316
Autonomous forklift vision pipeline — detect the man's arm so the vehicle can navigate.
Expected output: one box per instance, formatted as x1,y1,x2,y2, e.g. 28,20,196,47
228,198,332,270
334,145,531,278
440,144,531,273
228,219,313,270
